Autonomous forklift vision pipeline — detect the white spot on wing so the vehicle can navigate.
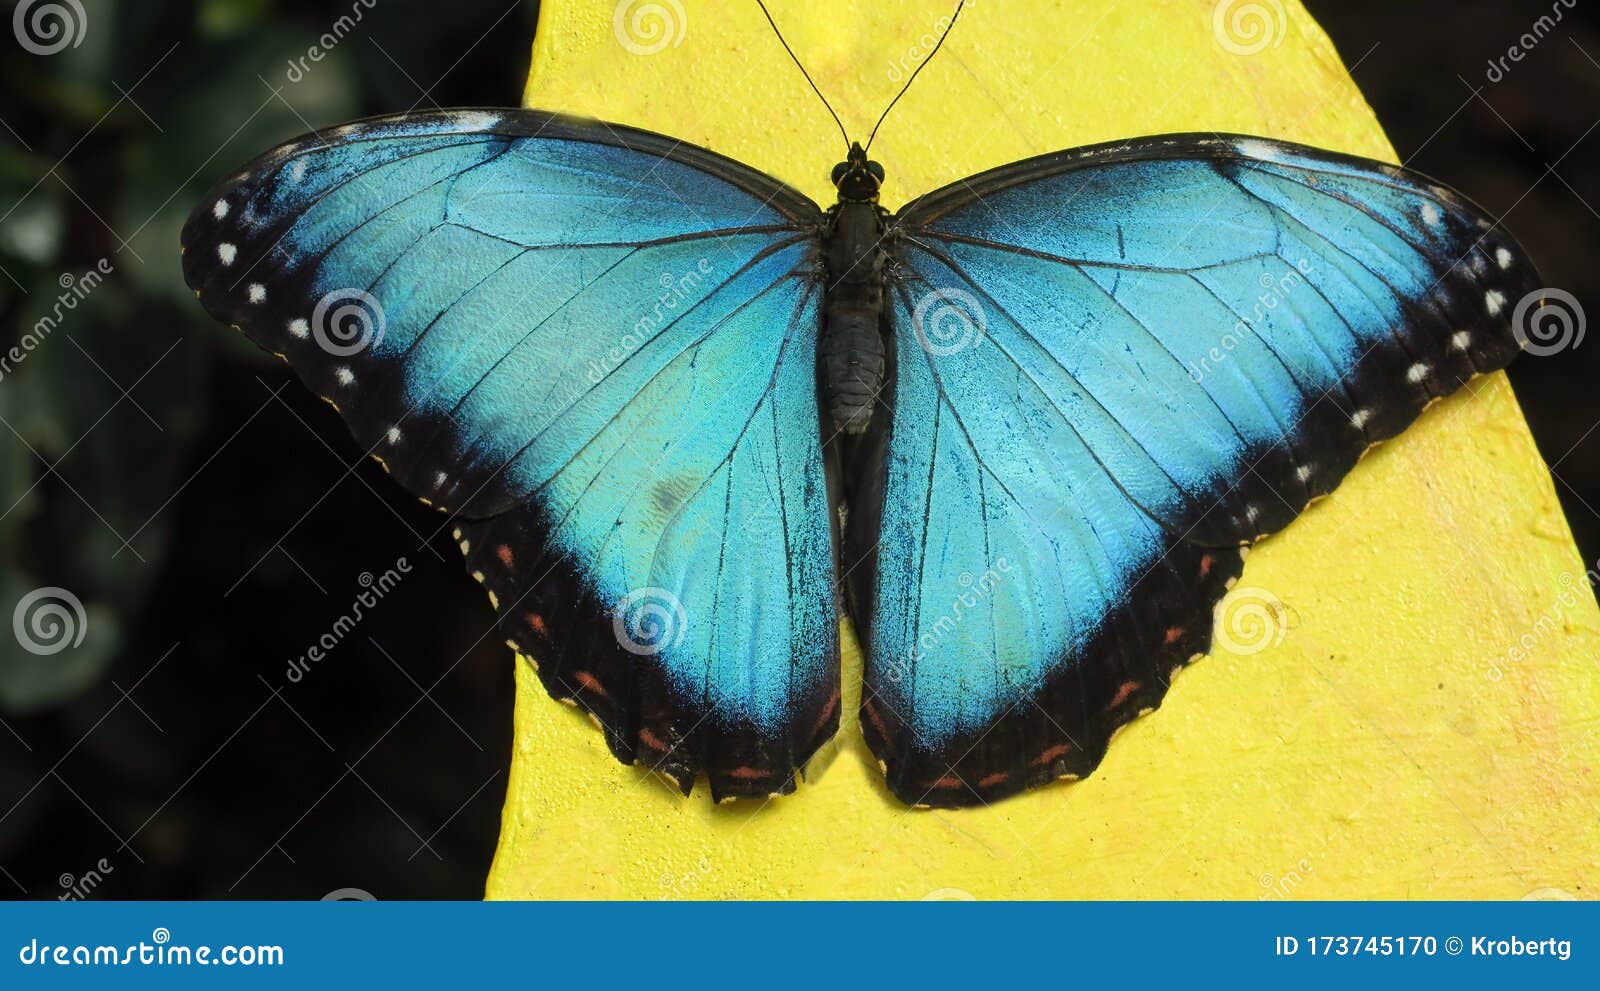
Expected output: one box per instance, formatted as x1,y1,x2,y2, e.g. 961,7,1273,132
1406,362,1430,383
247,283,266,304
288,318,309,339
1233,139,1282,162
1486,290,1506,315
1420,203,1442,227
213,200,229,220
334,366,354,386
1495,247,1513,270
217,243,237,266
433,471,447,489
289,160,307,183
447,110,503,132
1450,331,1472,351
1351,408,1373,429
386,426,401,444
1295,464,1314,483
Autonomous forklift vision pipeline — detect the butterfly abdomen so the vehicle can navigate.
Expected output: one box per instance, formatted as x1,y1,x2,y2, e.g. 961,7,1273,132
821,201,888,435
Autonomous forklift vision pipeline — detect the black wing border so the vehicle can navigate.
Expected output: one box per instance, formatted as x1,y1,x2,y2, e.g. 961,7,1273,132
893,130,1522,253
192,106,825,228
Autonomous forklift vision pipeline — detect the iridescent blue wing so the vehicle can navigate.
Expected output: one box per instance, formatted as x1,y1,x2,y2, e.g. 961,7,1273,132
182,110,839,800
856,134,1540,806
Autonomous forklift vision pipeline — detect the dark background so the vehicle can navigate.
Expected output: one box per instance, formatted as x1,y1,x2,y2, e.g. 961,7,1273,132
0,0,1594,899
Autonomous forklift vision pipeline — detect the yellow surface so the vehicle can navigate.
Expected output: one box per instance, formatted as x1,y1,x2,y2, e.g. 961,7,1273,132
487,0,1600,899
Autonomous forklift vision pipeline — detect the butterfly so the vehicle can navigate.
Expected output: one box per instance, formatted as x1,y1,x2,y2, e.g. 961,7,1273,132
180,8,1540,808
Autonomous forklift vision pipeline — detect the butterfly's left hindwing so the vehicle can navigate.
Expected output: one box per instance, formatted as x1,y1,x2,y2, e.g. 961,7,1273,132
858,134,1539,806
182,110,840,800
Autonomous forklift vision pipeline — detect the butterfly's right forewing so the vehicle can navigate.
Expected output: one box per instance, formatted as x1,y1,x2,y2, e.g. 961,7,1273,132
182,109,840,800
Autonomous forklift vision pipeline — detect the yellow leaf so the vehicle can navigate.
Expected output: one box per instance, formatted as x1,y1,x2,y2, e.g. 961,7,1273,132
488,0,1600,899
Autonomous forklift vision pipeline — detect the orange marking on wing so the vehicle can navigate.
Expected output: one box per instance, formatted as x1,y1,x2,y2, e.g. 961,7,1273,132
638,727,668,751
813,690,840,733
1164,625,1185,645
1031,743,1073,766
572,670,609,700
932,775,964,789
728,766,769,780
978,771,1009,788
497,544,514,568
1109,680,1140,709
524,613,547,636
862,700,890,741
1199,553,1215,578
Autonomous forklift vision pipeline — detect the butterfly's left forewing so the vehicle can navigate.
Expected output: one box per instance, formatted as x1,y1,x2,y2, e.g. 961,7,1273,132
859,134,1540,807
183,110,839,800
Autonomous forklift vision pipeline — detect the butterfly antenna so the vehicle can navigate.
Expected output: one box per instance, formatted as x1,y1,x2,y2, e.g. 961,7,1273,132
865,0,965,152
755,0,852,152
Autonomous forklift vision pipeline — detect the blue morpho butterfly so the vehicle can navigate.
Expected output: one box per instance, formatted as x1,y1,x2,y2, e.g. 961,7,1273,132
181,3,1542,807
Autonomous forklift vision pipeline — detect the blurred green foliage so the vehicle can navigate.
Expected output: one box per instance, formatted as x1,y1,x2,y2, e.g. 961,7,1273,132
0,0,531,711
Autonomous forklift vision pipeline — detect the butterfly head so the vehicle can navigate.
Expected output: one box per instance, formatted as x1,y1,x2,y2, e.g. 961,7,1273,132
832,142,885,203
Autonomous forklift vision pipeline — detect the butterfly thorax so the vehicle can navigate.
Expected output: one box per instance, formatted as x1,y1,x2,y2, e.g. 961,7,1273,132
821,143,889,435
